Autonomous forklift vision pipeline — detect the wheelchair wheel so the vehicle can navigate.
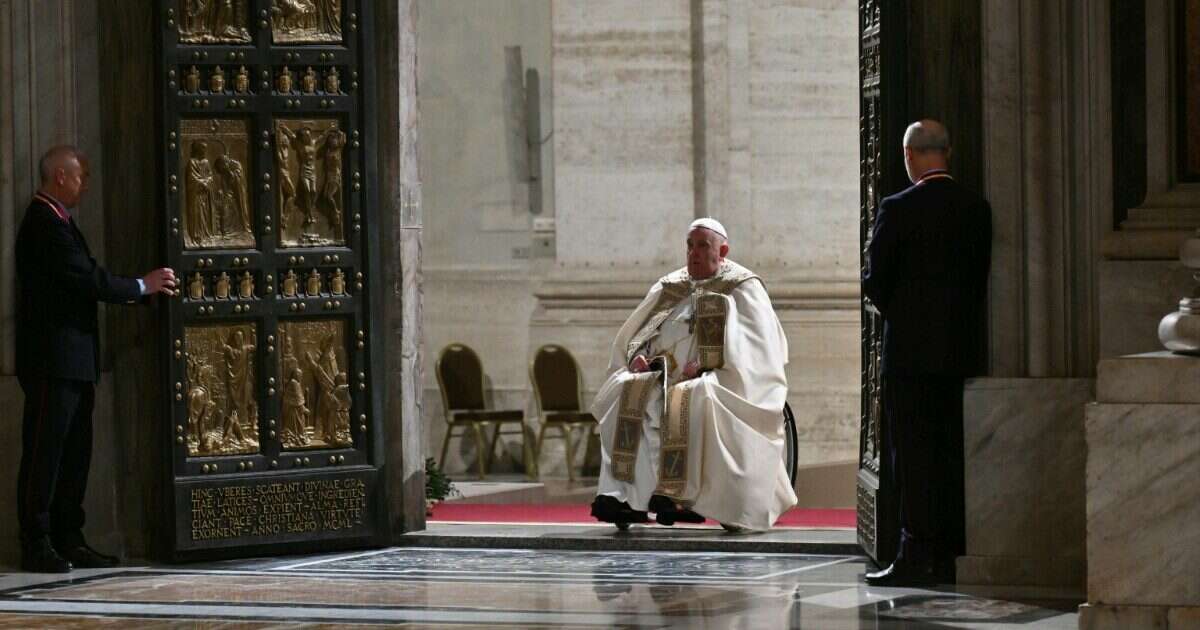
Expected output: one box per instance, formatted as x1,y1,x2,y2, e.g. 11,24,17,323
783,402,798,486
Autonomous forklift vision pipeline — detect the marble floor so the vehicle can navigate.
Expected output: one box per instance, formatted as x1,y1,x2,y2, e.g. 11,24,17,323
447,477,601,504
0,547,1081,629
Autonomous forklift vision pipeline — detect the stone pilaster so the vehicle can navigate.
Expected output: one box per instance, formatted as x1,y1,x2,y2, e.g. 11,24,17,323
377,0,425,536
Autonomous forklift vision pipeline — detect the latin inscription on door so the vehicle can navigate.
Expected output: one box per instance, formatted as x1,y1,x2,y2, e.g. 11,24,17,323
189,476,367,542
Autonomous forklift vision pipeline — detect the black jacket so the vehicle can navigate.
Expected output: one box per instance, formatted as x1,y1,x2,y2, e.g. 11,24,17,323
15,199,142,382
863,178,991,377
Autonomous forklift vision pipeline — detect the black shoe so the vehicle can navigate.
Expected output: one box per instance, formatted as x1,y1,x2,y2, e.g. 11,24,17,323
865,561,936,587
648,495,705,526
21,538,72,574
591,495,649,524
655,507,705,526
647,495,673,514
58,543,119,569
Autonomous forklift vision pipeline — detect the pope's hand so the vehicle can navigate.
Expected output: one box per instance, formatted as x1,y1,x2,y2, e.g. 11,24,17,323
144,267,178,296
629,354,650,373
682,360,701,379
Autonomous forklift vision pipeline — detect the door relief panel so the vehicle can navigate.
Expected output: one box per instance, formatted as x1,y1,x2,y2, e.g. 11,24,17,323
270,0,345,44
178,1,252,44
278,319,354,450
181,119,256,250
275,118,346,246
185,323,261,457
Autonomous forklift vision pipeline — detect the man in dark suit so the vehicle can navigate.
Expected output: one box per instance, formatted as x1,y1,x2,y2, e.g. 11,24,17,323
862,120,992,586
15,145,177,573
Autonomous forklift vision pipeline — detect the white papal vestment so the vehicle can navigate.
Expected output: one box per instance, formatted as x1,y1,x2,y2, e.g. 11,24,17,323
591,260,798,530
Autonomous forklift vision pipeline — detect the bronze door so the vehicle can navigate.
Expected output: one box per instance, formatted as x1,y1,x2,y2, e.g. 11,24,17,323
857,0,907,566
158,0,385,559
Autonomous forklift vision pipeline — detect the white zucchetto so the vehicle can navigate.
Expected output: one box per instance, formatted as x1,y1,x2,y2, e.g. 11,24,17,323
689,218,728,240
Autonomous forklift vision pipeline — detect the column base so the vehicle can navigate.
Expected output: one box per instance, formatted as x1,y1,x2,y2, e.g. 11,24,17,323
957,554,1083,591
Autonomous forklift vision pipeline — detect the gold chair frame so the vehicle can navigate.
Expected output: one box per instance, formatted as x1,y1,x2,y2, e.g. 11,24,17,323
529,344,599,482
435,343,531,479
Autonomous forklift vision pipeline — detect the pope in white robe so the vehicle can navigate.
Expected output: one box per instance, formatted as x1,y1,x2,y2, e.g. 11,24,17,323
589,218,798,531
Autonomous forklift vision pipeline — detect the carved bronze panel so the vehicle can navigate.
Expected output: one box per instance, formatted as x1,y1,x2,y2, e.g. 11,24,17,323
277,319,353,450
178,0,252,44
271,0,343,44
180,119,256,250
275,119,346,247
184,323,260,457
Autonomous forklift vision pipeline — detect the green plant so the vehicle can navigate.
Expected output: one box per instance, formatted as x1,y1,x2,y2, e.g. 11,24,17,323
425,457,458,502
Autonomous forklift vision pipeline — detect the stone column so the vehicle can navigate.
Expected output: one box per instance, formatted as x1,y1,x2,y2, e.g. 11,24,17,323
958,0,1108,591
983,0,1102,379
377,0,426,535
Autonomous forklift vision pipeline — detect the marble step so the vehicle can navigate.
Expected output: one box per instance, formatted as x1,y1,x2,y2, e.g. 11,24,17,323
401,522,862,555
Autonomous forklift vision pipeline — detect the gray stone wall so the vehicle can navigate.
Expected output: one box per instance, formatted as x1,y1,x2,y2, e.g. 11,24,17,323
416,0,556,474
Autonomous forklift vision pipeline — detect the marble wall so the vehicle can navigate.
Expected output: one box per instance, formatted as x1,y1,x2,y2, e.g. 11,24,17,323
553,0,696,268
724,0,862,274
416,0,555,475
419,0,555,269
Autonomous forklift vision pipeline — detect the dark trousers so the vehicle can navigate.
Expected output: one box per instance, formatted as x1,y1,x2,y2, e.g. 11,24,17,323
882,374,965,568
16,376,94,549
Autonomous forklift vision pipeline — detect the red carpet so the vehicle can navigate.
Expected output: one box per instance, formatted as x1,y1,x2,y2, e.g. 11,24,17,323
430,503,856,529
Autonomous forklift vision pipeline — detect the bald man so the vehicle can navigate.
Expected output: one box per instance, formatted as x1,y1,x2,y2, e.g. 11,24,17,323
863,120,991,586
15,146,176,573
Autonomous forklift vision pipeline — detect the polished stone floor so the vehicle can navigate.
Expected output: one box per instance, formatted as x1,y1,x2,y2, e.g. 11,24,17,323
0,547,1080,628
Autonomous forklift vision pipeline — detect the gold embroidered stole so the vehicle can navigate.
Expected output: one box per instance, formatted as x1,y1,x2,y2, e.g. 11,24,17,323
623,261,757,368
610,370,662,483
654,380,695,499
694,294,728,371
